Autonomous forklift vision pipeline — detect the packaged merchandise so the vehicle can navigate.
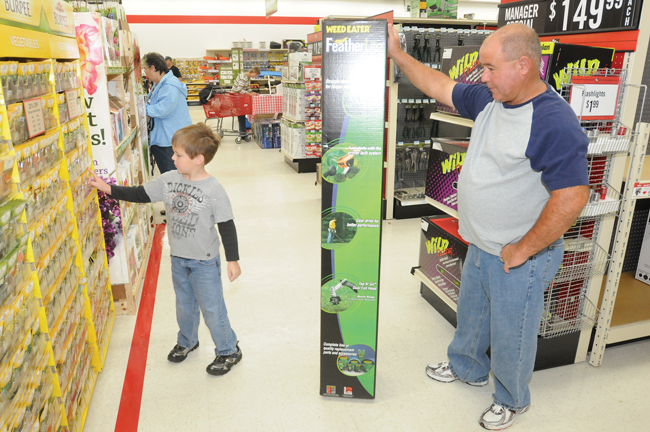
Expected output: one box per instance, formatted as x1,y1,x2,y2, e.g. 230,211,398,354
5,63,20,104
42,95,58,131
20,63,35,100
58,93,69,124
0,154,16,203
424,139,469,211
419,216,468,305
7,103,28,146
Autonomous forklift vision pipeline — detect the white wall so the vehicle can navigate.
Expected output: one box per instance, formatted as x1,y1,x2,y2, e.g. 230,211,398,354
124,0,499,58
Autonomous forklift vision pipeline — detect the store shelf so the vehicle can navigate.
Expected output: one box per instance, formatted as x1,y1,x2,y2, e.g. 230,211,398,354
412,268,458,312
430,112,474,128
115,126,139,159
394,17,498,27
425,196,458,218
114,224,154,315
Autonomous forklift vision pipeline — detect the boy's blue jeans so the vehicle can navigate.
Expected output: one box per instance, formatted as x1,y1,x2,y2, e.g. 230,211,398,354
171,255,238,356
447,239,564,410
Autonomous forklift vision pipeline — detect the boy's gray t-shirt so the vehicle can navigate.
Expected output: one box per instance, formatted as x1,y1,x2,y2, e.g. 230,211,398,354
143,171,234,260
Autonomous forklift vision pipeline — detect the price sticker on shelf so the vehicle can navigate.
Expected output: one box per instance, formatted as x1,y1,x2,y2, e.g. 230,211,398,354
23,98,46,139
568,76,620,120
633,182,650,199
66,90,82,120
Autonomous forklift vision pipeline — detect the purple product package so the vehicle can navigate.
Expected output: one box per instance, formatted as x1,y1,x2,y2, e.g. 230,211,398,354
419,216,469,305
425,139,469,212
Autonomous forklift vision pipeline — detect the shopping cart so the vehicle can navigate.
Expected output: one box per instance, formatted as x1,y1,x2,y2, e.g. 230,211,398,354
203,93,253,144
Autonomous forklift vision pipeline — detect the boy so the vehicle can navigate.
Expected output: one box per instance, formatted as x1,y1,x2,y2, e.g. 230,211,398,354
89,123,242,376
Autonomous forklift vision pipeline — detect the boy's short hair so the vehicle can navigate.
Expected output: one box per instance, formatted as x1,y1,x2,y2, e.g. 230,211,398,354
172,123,221,164
250,66,261,75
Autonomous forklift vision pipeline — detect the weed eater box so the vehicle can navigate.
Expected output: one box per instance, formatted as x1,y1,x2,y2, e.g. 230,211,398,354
320,19,386,400
419,216,468,305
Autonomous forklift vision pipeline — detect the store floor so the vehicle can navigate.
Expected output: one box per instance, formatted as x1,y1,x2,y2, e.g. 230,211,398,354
84,108,650,432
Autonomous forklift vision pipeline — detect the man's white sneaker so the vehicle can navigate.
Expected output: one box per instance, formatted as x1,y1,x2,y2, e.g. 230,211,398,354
425,361,489,386
479,402,529,431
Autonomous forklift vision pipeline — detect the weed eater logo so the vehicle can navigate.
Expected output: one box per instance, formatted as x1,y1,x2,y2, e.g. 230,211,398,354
324,26,384,54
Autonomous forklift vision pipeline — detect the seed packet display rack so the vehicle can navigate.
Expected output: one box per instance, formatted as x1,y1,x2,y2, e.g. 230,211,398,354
0,26,114,432
73,12,154,316
414,66,649,368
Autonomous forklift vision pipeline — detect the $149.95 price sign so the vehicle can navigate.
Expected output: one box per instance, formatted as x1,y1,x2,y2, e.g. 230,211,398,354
498,0,641,35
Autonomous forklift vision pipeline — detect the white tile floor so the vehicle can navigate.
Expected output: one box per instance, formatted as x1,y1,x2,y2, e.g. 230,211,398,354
84,107,650,432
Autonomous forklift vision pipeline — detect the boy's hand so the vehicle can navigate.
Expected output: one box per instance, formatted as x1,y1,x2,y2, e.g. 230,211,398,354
227,261,241,282
88,169,111,194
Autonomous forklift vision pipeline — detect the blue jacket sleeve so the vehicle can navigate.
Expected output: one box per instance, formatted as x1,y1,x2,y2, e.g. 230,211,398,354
146,85,180,119
452,84,493,121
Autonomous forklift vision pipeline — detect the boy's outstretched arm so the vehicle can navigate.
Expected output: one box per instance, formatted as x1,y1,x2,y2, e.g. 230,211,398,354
217,219,241,282
88,169,152,203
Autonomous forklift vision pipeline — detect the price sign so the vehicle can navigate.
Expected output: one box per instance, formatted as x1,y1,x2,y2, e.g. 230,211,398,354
568,76,620,120
23,98,46,139
498,0,641,35
545,0,641,34
66,90,82,120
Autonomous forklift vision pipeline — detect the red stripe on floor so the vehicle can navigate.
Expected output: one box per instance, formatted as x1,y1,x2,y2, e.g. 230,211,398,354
127,14,318,25
114,224,166,432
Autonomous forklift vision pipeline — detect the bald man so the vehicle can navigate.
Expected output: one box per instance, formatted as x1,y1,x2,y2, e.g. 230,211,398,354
388,24,589,430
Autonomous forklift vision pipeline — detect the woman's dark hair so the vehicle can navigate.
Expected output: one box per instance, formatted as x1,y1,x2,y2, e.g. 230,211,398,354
143,52,169,74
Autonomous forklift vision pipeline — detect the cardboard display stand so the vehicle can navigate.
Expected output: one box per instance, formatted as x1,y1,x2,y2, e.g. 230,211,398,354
320,19,387,399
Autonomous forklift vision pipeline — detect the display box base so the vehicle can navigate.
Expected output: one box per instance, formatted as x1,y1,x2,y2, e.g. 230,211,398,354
284,155,319,173
419,282,581,370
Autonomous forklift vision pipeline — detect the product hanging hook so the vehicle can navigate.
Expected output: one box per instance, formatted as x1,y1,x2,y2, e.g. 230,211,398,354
422,33,432,64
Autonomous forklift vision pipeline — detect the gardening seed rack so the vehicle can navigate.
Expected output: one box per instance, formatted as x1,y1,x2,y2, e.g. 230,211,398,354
539,67,644,338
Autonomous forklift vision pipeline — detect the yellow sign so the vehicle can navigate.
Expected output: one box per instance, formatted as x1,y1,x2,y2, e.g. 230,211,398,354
0,0,74,37
49,34,79,59
42,0,74,37
0,0,40,27
541,42,555,55
0,24,51,58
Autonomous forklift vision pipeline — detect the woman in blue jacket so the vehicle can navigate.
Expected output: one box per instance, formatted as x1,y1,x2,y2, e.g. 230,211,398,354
143,52,192,173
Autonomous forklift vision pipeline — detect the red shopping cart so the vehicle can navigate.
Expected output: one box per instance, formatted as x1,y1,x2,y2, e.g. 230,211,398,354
203,93,253,144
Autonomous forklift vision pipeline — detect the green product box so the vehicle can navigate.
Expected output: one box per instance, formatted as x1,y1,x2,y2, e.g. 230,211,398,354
426,0,458,18
320,19,387,400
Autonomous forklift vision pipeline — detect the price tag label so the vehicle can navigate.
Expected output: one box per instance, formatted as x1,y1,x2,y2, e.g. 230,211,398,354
66,90,82,120
568,76,620,120
23,98,46,139
633,182,650,199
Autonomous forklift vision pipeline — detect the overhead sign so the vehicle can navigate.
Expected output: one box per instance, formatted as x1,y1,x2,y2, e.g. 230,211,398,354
498,0,642,36
265,0,278,17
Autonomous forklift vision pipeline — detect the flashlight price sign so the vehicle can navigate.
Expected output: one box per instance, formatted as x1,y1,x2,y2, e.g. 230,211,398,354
568,76,621,120
498,0,642,36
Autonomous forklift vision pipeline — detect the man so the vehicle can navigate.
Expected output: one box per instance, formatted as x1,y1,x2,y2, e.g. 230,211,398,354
165,56,182,79
387,24,589,430
232,66,261,138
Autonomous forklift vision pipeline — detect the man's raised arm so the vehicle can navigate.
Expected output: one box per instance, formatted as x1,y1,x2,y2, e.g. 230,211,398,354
387,25,457,109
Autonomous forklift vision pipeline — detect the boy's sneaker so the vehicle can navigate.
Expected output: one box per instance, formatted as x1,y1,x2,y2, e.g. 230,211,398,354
425,361,489,386
206,344,242,376
167,342,199,363
479,402,530,431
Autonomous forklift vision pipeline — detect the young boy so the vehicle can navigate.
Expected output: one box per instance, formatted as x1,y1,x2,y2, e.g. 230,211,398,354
89,123,242,376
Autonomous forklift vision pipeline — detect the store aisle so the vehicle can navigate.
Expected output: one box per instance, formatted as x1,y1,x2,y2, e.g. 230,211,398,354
84,108,650,432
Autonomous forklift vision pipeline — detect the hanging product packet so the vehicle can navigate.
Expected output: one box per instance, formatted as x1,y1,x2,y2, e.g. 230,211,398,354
7,104,27,146
0,63,10,102
20,63,32,101
6,63,20,104
57,93,69,124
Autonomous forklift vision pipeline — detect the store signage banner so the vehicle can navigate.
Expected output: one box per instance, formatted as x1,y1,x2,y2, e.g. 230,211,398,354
498,0,642,36
265,0,278,17
320,19,387,399
0,0,75,37
0,24,51,58
74,12,116,177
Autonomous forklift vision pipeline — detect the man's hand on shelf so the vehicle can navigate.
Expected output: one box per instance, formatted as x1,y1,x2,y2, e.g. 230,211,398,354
88,169,112,195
